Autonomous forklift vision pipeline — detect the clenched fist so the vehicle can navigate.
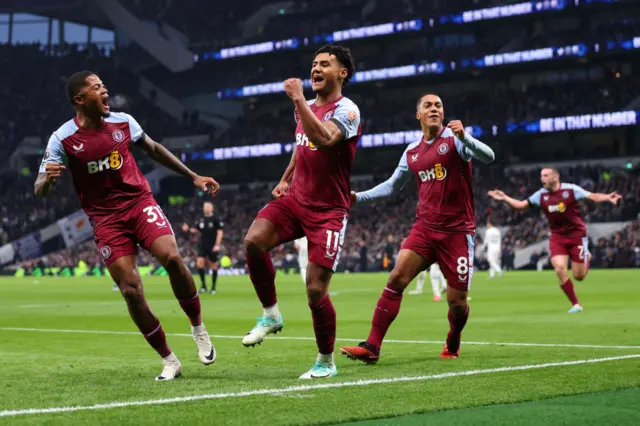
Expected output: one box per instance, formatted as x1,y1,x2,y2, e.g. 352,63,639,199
44,162,65,182
447,120,466,139
272,180,290,199
283,78,304,102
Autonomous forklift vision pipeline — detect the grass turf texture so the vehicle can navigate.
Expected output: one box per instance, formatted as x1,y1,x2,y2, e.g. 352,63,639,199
0,269,638,425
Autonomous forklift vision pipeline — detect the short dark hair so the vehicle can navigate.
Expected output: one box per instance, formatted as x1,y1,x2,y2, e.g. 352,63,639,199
543,167,560,177
416,92,442,108
314,44,356,87
65,70,95,105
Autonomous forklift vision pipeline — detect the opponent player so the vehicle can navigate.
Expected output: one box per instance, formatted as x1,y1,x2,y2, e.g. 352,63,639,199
35,71,218,380
182,201,224,294
488,168,621,312
482,217,503,279
408,263,447,300
241,44,360,379
294,236,309,285
340,93,495,364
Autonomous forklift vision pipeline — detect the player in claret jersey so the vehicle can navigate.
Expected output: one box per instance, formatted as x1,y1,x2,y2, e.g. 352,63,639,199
488,168,621,313
35,71,219,381
242,44,361,379
340,93,495,364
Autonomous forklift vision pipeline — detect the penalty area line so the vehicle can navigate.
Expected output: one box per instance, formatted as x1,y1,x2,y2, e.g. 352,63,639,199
1,354,639,418
1,327,640,350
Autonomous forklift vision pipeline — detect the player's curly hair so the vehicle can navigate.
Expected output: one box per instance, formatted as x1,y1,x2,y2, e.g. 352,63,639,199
66,70,96,106
314,44,356,87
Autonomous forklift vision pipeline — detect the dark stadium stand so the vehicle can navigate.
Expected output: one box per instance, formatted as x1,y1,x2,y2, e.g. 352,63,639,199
1,0,638,272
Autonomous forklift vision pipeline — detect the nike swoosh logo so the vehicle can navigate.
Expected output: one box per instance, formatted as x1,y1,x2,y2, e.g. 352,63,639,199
205,348,215,361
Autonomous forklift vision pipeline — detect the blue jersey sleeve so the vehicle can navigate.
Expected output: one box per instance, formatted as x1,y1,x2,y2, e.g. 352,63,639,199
454,137,473,162
455,133,495,164
126,114,144,142
330,99,361,140
528,188,545,206
39,134,68,173
356,143,414,203
564,183,591,200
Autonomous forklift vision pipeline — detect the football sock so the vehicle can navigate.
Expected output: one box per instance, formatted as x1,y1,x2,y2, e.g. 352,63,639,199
142,320,172,358
179,294,202,327
211,269,218,291
367,284,404,353
263,303,279,319
309,294,336,356
446,305,470,353
561,279,580,305
317,352,335,366
198,268,206,290
246,251,277,308
300,267,307,284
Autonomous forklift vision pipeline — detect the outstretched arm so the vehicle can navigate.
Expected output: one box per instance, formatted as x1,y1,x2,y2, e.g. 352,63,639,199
357,146,413,204
137,134,219,196
565,183,622,205
588,192,622,204
487,189,530,210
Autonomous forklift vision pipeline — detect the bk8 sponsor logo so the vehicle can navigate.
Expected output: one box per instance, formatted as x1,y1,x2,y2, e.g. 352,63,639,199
87,150,123,174
418,164,447,182
296,133,317,151
548,202,566,213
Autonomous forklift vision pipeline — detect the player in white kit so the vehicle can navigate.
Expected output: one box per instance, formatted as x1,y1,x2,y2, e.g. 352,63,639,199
408,263,447,300
294,237,309,285
483,218,503,279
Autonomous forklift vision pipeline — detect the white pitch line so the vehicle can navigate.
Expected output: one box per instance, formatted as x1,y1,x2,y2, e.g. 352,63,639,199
1,327,640,350
1,354,638,418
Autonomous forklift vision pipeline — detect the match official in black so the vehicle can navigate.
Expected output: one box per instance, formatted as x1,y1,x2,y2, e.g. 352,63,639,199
182,201,224,294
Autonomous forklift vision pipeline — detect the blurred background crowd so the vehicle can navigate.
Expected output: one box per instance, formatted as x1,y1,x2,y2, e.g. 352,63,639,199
1,0,638,274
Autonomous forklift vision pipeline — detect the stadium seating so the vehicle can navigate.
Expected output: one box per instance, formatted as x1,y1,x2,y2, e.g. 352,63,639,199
7,164,638,273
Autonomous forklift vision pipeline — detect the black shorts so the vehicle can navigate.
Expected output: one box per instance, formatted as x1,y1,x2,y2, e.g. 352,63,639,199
197,245,219,263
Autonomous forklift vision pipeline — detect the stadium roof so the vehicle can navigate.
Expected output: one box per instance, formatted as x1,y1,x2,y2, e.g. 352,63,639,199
0,0,113,29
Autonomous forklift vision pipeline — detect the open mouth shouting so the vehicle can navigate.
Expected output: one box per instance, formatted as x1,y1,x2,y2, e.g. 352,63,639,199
311,73,325,90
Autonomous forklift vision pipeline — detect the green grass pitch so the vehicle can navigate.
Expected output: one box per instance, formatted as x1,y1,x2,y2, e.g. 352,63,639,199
0,269,639,425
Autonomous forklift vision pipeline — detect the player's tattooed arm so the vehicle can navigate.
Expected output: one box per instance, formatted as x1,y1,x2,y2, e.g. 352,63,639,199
487,190,530,210
34,163,65,197
284,78,344,148
137,134,219,195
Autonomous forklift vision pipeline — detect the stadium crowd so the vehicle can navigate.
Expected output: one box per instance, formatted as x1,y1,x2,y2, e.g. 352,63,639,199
122,0,507,52
0,43,212,163
7,164,640,274
215,73,638,150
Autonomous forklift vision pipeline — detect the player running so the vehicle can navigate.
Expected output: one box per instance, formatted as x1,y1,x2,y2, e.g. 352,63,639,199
35,71,219,380
340,93,495,364
182,201,224,294
408,263,447,300
488,168,621,312
482,217,503,279
241,44,360,379
295,236,309,285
